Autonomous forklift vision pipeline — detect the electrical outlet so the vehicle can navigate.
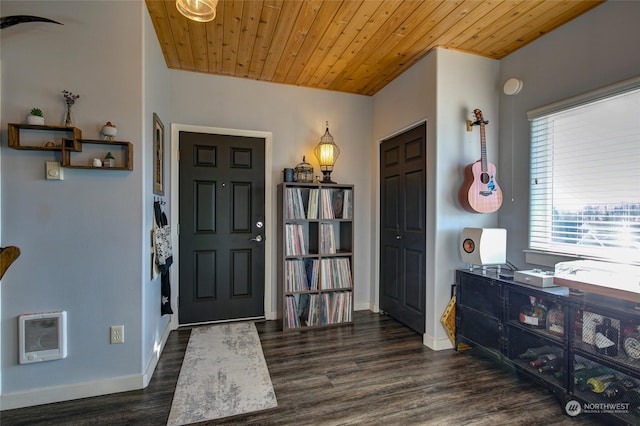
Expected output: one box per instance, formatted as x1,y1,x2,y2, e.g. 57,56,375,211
110,325,124,344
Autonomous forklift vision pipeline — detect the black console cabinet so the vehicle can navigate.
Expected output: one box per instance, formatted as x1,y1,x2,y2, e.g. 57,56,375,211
456,271,503,355
456,269,640,425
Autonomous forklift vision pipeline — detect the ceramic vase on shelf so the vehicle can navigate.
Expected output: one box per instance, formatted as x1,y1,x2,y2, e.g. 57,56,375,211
63,104,75,127
102,122,117,142
27,115,45,125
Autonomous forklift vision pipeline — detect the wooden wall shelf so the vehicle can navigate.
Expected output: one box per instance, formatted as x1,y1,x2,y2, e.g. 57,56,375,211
61,139,133,170
8,123,81,151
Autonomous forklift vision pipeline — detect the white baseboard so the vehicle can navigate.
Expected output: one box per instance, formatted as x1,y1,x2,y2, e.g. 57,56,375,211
1,373,143,411
1,322,172,411
143,320,172,386
265,308,278,321
354,302,373,312
422,333,454,351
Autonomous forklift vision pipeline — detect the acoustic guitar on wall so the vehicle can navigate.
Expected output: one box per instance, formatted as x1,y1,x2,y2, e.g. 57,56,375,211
459,109,503,213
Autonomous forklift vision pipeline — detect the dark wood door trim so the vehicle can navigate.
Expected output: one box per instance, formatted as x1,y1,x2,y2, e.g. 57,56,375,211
169,124,274,330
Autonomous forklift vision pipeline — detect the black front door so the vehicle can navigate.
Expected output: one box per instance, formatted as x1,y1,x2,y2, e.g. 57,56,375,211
379,123,427,334
178,131,266,324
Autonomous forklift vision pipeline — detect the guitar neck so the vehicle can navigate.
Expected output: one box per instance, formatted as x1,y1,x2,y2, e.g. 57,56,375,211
479,123,488,172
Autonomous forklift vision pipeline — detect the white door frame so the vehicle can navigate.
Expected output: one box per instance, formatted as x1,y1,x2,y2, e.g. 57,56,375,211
169,123,274,330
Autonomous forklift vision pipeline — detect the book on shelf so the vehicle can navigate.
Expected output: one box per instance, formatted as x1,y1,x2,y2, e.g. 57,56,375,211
285,295,301,328
307,188,319,219
321,291,352,325
319,258,352,290
285,293,323,329
285,186,321,220
320,189,334,219
320,223,336,254
321,294,328,325
307,294,319,326
297,294,310,325
285,224,307,256
332,190,344,219
305,258,319,290
285,259,306,292
319,188,353,219
343,189,353,219
284,259,319,292
285,187,306,219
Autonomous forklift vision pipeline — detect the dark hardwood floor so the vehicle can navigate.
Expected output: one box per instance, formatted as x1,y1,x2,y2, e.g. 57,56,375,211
2,311,608,425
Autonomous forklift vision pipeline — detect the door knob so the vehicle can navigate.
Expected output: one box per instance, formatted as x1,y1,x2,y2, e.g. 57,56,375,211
396,235,402,240
250,234,263,242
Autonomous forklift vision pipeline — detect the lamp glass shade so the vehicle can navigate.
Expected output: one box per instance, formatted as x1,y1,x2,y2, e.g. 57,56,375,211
314,122,340,183
317,144,336,168
314,123,340,172
176,0,218,22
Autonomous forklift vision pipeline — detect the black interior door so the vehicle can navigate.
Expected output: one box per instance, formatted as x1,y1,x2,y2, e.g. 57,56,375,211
379,123,427,334
178,131,265,324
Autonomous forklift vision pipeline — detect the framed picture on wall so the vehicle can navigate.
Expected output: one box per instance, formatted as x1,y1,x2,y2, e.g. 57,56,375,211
153,113,165,196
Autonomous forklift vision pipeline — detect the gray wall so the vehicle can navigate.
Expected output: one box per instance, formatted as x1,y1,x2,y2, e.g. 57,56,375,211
0,0,373,408
0,1,169,409
372,48,500,349
167,70,374,316
497,0,640,268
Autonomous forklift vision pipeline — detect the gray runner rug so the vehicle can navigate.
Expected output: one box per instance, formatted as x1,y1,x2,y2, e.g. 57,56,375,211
167,322,278,425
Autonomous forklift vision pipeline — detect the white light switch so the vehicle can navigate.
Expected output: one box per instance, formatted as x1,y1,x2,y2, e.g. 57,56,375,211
45,161,63,180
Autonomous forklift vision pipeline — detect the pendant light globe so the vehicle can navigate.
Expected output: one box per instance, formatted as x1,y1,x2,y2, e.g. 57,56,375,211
176,0,218,23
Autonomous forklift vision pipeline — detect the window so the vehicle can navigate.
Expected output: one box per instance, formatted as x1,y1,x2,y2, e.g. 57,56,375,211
528,77,640,265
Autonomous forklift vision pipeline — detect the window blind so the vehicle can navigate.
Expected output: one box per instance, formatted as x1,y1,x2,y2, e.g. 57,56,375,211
529,83,640,264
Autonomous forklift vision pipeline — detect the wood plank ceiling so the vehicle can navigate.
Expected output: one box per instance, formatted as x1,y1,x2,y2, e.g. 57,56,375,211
146,0,605,96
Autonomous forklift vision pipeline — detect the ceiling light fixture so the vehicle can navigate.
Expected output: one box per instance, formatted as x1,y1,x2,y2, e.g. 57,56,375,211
176,0,218,23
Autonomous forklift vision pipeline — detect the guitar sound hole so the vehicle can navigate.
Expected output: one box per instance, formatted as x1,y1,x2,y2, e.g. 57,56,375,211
480,173,490,184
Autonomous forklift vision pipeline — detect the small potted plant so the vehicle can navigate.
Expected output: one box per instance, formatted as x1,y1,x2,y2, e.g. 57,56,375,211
103,152,115,168
27,108,45,125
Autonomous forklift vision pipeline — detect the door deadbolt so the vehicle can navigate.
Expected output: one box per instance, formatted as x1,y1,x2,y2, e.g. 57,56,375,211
256,221,264,228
